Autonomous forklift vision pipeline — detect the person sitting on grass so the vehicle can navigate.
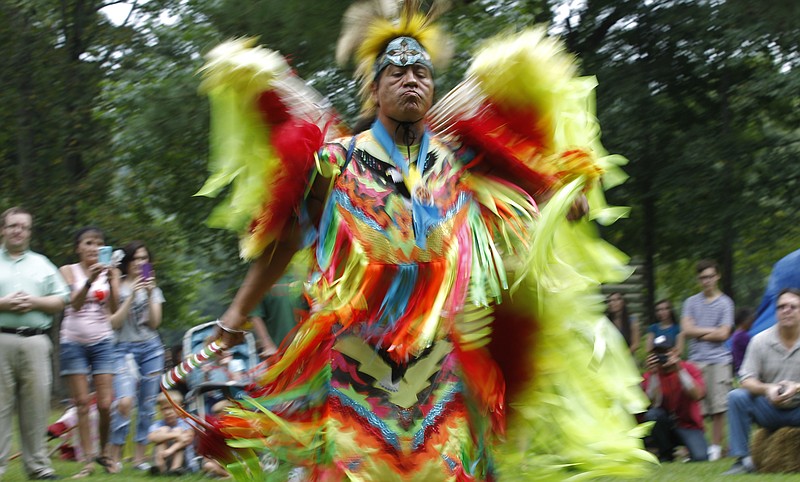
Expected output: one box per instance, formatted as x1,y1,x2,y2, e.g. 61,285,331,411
147,391,194,476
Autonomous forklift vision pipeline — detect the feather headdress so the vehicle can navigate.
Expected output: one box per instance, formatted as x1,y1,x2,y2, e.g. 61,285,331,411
336,0,453,117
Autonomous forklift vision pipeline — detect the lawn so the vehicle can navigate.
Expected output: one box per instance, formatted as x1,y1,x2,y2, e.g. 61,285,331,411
5,412,799,481
6,453,798,481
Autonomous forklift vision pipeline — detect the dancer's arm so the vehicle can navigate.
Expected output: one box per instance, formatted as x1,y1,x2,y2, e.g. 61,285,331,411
217,229,301,346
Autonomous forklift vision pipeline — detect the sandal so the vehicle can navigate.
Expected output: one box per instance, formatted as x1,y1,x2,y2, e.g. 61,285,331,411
71,463,94,479
95,455,119,474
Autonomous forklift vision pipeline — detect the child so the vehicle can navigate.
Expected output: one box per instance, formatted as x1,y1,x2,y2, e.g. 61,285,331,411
147,391,195,475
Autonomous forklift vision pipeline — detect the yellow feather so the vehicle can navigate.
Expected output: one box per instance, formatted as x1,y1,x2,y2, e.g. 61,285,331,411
469,27,577,113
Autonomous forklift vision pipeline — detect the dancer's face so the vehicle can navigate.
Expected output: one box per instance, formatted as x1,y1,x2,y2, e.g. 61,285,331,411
374,64,434,123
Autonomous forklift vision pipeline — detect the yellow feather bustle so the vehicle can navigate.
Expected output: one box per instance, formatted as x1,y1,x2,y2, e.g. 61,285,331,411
336,0,453,117
468,27,577,112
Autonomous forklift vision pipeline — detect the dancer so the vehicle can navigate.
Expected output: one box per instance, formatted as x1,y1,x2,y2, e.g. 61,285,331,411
188,2,653,480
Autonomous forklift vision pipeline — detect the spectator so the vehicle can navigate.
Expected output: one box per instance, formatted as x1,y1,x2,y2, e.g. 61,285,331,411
0,207,69,480
730,307,754,377
58,226,120,477
642,335,708,462
148,391,195,476
723,288,800,475
606,291,640,354
108,241,165,472
680,259,734,462
646,299,684,355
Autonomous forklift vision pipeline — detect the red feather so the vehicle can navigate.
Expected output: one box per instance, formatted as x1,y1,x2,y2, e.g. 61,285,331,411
248,119,324,239
487,302,539,406
257,90,291,125
453,103,559,196
193,415,240,464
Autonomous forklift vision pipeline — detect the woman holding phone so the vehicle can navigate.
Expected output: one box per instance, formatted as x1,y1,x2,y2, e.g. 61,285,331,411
59,227,120,477
107,241,165,472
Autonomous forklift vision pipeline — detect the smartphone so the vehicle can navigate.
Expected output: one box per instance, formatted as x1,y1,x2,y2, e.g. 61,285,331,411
141,262,153,279
98,246,113,266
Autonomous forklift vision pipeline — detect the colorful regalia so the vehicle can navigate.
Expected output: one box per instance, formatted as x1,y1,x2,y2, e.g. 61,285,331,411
184,1,657,480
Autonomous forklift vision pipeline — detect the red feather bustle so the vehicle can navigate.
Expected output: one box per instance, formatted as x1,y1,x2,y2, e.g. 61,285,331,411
247,117,324,240
486,302,539,408
257,90,292,125
452,103,559,197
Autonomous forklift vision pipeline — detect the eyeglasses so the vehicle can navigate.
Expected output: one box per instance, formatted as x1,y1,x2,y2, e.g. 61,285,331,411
777,303,799,312
3,223,31,231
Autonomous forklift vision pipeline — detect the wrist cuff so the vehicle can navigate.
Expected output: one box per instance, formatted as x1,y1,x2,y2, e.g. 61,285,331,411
216,319,246,335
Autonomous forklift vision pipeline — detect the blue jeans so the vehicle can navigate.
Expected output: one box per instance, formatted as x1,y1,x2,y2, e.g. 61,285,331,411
644,407,708,462
110,338,164,445
728,388,800,457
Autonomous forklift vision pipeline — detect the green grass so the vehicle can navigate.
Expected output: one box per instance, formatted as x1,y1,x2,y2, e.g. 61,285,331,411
4,459,209,480
5,413,800,481
7,452,799,481
6,457,798,481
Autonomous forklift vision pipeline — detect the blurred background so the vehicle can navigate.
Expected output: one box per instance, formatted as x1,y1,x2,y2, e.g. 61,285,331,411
1,0,798,333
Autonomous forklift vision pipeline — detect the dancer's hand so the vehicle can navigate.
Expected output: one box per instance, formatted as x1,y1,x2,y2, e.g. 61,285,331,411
567,194,589,221
215,316,247,348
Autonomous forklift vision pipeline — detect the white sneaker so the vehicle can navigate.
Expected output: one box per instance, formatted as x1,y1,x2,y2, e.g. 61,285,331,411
708,444,722,462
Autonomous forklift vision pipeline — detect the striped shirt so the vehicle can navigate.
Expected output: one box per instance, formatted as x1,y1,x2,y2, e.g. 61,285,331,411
682,292,734,364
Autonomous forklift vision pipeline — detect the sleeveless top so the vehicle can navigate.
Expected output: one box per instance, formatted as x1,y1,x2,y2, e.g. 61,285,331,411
60,264,114,344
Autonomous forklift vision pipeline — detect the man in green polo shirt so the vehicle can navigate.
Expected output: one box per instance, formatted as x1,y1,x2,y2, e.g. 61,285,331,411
0,207,70,480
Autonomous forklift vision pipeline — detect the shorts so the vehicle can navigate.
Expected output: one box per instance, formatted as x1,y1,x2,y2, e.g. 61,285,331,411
696,362,732,416
60,337,116,376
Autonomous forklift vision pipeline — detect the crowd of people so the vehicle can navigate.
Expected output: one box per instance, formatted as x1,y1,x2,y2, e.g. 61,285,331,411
0,207,310,480
608,260,800,475
0,208,172,479
0,207,296,480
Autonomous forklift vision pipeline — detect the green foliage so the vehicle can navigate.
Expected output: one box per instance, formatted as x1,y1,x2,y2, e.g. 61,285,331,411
571,0,800,308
